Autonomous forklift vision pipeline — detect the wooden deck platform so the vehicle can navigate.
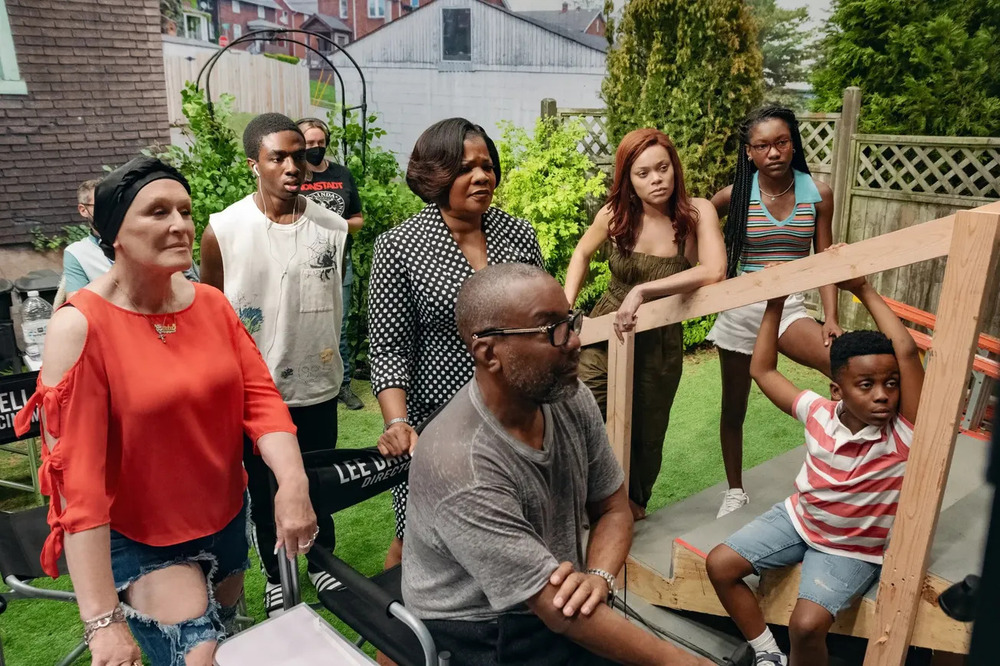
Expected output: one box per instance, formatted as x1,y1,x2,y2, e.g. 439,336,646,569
622,433,988,654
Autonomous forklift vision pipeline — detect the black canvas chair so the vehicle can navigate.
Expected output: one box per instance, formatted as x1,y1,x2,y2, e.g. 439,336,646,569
272,447,448,666
0,504,86,666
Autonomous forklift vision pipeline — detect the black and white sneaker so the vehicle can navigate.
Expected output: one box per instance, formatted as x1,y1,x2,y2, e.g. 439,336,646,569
263,581,285,618
308,570,343,595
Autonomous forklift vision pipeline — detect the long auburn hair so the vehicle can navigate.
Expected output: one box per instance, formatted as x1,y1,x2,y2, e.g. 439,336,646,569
607,128,698,256
723,104,811,278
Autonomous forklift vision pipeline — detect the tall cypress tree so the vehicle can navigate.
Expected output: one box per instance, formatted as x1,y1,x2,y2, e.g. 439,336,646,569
601,0,764,198
811,0,1000,136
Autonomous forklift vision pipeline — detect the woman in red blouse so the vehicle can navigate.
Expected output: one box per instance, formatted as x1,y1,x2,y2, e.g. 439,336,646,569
16,157,317,666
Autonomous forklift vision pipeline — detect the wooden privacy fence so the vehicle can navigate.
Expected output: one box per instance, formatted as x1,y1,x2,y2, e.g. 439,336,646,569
839,134,1000,336
163,51,310,127
580,201,1000,663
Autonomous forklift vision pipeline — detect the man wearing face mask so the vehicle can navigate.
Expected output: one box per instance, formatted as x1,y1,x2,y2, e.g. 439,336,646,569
297,118,366,411
201,113,349,617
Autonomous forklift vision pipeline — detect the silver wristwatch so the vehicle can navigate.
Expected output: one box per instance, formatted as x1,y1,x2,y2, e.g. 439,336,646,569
585,568,617,602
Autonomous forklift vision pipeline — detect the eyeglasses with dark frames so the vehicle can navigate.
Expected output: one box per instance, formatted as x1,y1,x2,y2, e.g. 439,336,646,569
472,310,583,347
748,138,792,154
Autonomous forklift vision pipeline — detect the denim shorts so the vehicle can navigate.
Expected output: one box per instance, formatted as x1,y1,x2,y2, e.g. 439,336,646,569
110,496,251,666
723,502,881,617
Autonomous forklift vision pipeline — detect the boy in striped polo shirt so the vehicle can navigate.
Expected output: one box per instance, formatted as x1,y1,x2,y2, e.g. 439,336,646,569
706,273,924,666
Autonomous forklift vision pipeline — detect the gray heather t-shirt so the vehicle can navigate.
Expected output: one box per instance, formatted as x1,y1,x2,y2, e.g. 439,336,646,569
401,379,625,621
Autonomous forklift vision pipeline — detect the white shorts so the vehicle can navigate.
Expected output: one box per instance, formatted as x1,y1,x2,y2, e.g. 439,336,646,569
706,292,812,356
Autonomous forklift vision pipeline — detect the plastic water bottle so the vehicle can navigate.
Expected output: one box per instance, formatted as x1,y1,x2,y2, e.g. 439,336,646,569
21,291,53,362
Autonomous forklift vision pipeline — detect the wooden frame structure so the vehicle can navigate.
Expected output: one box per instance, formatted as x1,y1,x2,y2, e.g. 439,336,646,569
580,202,1000,664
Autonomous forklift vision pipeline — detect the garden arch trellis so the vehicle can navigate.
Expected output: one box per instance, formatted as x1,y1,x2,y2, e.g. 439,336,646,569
194,28,370,174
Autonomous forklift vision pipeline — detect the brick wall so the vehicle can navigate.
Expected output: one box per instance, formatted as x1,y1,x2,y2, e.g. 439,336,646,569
0,0,171,247
585,15,605,37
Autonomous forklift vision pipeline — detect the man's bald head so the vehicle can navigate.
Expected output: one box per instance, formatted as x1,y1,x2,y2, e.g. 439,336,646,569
455,263,556,347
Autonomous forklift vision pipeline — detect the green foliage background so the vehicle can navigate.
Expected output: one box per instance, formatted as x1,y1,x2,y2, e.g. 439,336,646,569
749,0,813,110
810,0,1000,135
494,117,609,312
600,0,764,199
323,106,423,376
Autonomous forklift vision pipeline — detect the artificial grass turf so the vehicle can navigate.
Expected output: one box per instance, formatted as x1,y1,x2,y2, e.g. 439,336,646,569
0,354,829,665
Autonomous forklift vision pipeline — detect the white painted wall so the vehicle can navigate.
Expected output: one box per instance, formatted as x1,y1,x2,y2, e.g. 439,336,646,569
335,66,603,164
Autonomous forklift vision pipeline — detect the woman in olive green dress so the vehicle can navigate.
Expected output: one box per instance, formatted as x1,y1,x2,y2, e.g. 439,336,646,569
564,128,727,520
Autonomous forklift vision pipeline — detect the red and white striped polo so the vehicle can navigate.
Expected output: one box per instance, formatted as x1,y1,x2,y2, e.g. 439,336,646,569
784,390,913,564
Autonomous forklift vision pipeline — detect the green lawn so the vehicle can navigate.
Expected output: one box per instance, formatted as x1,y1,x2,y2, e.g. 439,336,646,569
309,79,338,109
0,352,828,664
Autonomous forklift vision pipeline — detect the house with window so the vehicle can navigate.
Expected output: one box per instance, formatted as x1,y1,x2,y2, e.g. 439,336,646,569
217,0,303,55
300,12,353,66
0,0,170,260
328,0,605,163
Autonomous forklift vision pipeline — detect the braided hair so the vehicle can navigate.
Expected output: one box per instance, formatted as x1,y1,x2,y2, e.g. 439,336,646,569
724,105,811,278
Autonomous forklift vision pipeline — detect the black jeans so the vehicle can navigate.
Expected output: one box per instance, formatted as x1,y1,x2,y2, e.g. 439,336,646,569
424,614,620,666
244,398,338,584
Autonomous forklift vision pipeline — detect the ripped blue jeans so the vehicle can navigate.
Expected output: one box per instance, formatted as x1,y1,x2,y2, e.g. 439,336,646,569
110,497,250,665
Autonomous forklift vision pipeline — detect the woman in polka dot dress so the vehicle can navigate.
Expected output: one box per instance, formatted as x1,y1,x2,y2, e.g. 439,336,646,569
368,118,544,567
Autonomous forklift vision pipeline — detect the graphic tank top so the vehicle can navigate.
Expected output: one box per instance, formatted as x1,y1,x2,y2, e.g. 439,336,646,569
209,194,348,407
741,169,822,273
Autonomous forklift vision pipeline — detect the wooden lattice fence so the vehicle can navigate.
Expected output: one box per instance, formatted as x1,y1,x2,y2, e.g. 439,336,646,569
544,103,846,189
840,134,1000,335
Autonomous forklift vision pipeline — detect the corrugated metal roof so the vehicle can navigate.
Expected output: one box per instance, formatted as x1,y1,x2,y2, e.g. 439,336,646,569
304,13,352,33
519,9,600,34
240,0,282,10
352,0,608,56
283,0,318,12
248,18,283,29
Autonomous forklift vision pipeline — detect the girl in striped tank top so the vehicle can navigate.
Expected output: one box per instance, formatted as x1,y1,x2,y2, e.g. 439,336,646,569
707,105,843,518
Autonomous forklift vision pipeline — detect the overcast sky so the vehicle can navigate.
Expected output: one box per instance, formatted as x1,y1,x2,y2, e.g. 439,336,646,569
505,0,833,31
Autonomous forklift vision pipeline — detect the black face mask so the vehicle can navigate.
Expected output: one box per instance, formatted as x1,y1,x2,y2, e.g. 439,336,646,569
305,147,326,166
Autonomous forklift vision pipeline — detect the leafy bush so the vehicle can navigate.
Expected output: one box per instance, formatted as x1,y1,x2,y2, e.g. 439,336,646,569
493,117,608,311
324,106,423,377
30,224,90,253
601,0,764,198
682,314,717,351
811,0,1000,135
155,82,256,262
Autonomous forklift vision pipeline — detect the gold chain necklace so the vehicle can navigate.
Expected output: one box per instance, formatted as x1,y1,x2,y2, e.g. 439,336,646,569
758,176,795,202
111,278,177,343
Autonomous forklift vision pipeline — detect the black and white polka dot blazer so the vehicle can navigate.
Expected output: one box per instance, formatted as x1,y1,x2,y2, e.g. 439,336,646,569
368,203,544,427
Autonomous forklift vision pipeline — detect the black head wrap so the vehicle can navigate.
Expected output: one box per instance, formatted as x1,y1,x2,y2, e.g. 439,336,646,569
93,157,190,258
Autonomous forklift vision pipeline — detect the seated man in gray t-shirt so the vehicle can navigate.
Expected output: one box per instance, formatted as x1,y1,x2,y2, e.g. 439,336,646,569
402,264,708,666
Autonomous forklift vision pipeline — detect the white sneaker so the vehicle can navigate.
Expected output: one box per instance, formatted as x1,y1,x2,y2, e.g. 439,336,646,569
755,651,788,666
308,570,343,595
717,488,750,518
263,581,285,618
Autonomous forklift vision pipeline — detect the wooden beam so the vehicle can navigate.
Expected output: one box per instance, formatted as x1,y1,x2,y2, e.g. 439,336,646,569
831,86,861,242
605,331,634,487
580,202,1000,347
864,209,1000,666
625,547,971,654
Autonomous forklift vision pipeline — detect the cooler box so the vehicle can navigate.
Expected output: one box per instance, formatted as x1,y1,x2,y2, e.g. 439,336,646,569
13,270,61,306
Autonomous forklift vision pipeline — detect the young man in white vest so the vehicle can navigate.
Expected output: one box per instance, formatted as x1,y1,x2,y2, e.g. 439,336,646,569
201,113,349,616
